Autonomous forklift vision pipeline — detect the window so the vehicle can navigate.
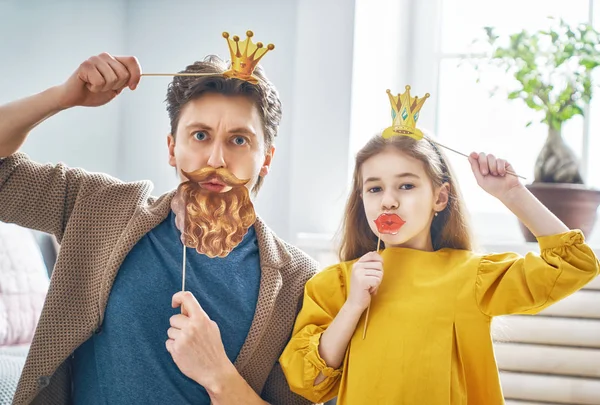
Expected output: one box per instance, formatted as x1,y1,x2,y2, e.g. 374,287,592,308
587,5,600,191
349,0,599,243
437,0,594,215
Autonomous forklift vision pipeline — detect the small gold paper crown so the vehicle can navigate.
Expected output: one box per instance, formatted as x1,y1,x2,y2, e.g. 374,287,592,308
222,30,274,84
382,85,430,140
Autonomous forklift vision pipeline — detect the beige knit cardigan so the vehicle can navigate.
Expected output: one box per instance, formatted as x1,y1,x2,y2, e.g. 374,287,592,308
0,153,319,405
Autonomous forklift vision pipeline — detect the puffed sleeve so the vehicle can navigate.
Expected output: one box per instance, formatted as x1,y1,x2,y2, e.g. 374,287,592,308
279,263,350,403
476,230,599,316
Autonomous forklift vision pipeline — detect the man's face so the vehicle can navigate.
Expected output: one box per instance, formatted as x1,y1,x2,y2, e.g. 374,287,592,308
167,92,274,193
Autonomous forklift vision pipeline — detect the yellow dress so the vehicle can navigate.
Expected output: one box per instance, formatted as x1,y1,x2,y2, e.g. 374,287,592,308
279,230,599,405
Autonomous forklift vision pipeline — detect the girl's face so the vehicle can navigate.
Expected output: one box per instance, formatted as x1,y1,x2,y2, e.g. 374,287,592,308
360,148,449,251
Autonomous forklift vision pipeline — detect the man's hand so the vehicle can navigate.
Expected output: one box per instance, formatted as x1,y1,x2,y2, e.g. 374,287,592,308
56,52,142,109
167,291,234,390
0,52,142,157
167,291,269,404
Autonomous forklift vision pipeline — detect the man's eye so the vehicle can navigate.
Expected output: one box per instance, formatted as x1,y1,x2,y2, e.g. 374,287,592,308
193,131,207,141
232,136,248,146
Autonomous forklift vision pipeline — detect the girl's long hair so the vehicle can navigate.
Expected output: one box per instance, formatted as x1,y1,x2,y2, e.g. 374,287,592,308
338,134,474,262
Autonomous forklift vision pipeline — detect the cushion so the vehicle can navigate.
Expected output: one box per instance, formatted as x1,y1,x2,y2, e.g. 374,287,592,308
0,223,49,345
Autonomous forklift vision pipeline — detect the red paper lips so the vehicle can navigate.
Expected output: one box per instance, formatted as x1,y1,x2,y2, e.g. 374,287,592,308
374,213,405,235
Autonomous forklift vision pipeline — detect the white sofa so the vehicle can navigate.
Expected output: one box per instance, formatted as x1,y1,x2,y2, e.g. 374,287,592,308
0,223,54,405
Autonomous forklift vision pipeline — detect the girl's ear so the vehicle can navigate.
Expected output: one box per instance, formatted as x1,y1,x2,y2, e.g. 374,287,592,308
434,182,450,212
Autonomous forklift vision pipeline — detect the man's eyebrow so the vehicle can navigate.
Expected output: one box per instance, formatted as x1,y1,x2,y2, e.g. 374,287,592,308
183,122,212,131
228,127,257,137
182,122,257,138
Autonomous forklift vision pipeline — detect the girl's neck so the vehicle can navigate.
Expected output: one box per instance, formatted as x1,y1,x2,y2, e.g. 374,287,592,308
386,230,434,252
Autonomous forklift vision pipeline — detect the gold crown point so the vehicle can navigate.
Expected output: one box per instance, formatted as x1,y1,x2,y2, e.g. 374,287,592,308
222,29,275,83
383,85,429,141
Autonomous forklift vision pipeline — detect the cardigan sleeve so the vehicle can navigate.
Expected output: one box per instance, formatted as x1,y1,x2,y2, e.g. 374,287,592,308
0,152,119,241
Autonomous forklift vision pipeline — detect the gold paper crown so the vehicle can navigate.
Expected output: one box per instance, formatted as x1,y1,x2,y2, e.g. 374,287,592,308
382,85,430,140
222,31,274,84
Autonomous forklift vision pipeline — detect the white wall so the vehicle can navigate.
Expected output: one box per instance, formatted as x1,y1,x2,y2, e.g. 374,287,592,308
0,0,359,242
348,0,413,164
0,0,126,175
288,0,356,242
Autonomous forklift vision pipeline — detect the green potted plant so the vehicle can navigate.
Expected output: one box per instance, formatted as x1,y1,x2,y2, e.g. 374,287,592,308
475,18,600,242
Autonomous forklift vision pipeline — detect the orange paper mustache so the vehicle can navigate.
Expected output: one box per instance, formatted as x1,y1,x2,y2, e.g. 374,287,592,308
171,167,256,258
180,167,249,187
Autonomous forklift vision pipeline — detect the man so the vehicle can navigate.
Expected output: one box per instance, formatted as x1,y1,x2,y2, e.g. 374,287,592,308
0,47,318,404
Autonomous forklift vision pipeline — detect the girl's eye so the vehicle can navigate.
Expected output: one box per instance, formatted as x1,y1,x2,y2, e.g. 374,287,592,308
367,186,382,193
400,184,415,190
232,136,248,146
193,131,207,141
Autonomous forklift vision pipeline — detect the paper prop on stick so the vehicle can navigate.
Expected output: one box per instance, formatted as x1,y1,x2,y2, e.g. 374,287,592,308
383,87,430,141
382,85,526,179
222,31,275,84
141,30,274,81
362,214,406,340
374,213,405,235
171,167,257,259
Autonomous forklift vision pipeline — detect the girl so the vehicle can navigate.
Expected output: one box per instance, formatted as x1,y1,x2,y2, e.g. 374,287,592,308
279,134,599,404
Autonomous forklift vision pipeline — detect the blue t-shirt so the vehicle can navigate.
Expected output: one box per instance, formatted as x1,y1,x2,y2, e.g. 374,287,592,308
72,211,261,404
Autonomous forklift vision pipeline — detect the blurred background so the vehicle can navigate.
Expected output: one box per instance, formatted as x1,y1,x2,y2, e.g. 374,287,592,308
1,0,599,403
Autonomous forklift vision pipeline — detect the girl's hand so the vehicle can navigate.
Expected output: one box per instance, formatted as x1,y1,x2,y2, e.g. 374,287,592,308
469,152,523,200
347,251,383,311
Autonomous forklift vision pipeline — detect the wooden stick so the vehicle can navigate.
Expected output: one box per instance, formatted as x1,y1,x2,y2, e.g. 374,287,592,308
182,244,187,292
424,136,527,180
179,243,187,314
141,73,217,77
362,234,382,340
